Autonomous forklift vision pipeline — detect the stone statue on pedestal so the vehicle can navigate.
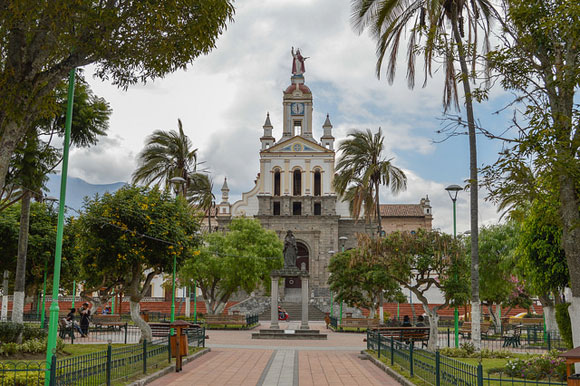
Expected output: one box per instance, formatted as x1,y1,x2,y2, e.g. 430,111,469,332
283,230,297,269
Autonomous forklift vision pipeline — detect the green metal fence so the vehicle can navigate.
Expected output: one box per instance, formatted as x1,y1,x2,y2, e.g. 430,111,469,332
367,329,566,386
0,326,206,386
0,360,47,385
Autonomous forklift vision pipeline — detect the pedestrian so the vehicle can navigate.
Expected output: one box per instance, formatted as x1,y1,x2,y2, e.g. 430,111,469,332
66,308,84,336
402,315,412,327
79,302,91,336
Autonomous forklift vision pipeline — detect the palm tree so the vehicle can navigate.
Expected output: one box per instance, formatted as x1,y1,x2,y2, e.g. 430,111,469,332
132,119,198,192
187,173,216,231
351,0,496,349
334,128,407,233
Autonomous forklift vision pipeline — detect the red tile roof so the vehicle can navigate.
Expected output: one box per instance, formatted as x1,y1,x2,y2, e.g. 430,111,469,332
284,84,311,94
380,204,425,217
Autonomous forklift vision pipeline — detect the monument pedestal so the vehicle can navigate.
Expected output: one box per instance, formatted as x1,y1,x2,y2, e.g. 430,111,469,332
252,267,327,340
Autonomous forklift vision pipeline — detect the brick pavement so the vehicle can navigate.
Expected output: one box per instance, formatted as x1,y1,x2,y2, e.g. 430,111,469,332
148,322,399,385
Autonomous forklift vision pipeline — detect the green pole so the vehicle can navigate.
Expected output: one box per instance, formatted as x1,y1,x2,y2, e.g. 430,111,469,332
452,199,459,348
193,283,197,323
40,259,48,327
45,68,75,385
71,280,76,308
170,254,176,332
397,302,400,319
111,290,115,314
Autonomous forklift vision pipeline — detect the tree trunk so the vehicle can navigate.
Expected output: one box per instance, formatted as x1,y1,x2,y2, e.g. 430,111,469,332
0,120,26,194
487,303,500,334
450,10,481,350
375,181,382,235
12,190,32,324
422,303,440,351
130,300,152,342
559,175,580,349
1,270,9,321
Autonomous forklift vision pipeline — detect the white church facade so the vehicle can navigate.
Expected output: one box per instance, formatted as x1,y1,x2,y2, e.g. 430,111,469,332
215,51,433,300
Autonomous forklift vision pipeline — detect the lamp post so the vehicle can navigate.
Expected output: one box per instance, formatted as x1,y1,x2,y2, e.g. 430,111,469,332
169,176,186,328
338,236,347,325
45,68,76,385
446,184,463,348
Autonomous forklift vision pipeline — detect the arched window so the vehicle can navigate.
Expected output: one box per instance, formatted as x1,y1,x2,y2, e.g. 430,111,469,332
314,170,322,196
293,169,302,196
274,170,281,196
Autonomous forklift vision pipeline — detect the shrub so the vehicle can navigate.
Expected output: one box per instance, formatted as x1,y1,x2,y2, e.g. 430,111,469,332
0,323,24,343
22,325,47,341
503,351,566,381
0,369,45,386
439,347,512,359
555,303,573,349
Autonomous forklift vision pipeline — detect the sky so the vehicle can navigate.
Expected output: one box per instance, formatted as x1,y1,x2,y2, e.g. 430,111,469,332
67,0,515,235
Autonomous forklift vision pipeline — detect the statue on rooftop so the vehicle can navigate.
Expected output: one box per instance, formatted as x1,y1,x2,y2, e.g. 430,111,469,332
291,47,308,76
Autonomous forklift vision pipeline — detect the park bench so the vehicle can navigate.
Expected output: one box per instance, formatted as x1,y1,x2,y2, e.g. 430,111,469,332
502,325,522,347
374,327,431,348
337,317,380,331
459,321,491,338
204,314,247,328
509,317,543,326
92,314,127,330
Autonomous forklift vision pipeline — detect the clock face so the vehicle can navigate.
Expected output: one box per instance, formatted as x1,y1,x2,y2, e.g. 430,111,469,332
291,103,304,115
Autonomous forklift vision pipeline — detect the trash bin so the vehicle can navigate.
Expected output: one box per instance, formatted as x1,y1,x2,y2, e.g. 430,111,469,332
559,347,580,386
140,310,149,322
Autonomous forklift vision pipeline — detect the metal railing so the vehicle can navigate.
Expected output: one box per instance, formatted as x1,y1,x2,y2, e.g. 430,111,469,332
245,314,259,326
0,327,206,386
366,329,566,386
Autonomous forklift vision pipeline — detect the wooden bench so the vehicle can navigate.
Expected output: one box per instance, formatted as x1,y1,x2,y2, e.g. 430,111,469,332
375,327,430,347
338,317,380,331
459,322,491,338
148,322,205,339
509,317,543,326
92,314,127,331
503,325,522,347
204,314,247,328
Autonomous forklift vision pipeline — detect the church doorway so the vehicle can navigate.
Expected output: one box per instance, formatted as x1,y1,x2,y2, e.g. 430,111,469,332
285,242,309,289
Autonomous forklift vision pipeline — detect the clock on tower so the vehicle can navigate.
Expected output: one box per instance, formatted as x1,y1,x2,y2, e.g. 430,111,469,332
291,102,304,116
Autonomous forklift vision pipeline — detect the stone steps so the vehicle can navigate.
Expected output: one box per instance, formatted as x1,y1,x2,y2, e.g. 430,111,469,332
252,328,327,340
258,302,326,321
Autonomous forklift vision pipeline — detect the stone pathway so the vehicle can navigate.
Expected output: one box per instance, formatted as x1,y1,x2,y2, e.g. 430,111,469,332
149,322,399,386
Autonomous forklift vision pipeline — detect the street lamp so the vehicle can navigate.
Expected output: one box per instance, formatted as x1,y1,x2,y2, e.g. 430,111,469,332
169,176,187,328
445,184,462,348
338,236,347,325
45,68,76,386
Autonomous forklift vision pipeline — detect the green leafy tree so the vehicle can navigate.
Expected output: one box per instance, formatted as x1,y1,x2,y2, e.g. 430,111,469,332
328,250,404,318
356,230,469,350
333,128,407,232
477,223,519,331
2,78,111,322
351,0,496,349
179,218,283,315
75,185,199,341
0,202,58,303
0,0,235,192
516,196,570,332
485,0,580,346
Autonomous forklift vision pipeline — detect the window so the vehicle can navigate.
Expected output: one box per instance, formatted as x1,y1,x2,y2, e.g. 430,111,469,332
314,202,322,215
314,170,321,196
273,201,281,215
274,170,281,196
293,120,302,136
293,170,301,196
293,202,302,216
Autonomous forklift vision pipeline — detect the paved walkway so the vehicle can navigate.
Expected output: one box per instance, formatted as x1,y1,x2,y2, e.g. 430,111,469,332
149,322,399,386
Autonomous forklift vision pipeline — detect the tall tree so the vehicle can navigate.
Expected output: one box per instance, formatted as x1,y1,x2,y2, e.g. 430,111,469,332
76,185,199,341
333,128,407,233
486,0,580,346
3,78,110,322
0,0,235,192
179,218,283,315
351,0,496,348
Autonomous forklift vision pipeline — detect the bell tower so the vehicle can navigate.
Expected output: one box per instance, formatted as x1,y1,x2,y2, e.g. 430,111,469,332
281,48,315,143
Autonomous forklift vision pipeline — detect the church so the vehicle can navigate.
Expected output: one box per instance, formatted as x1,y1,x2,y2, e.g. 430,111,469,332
215,49,432,301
